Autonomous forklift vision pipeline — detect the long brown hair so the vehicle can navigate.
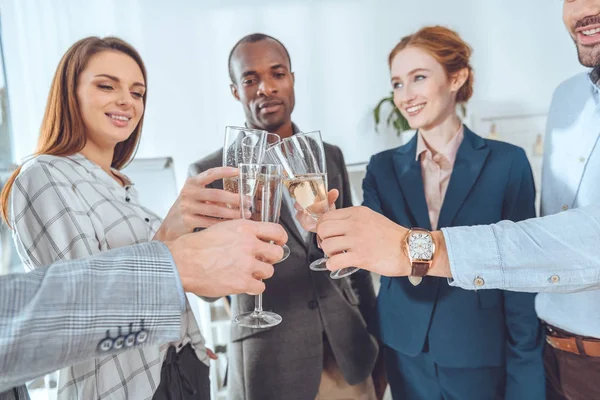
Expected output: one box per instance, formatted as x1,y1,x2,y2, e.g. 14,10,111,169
388,26,474,103
1,36,147,226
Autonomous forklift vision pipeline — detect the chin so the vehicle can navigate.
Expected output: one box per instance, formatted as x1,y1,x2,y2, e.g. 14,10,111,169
406,117,428,131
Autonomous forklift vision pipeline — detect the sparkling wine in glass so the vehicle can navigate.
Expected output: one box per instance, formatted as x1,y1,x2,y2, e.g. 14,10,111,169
267,131,360,279
234,164,284,329
222,126,267,208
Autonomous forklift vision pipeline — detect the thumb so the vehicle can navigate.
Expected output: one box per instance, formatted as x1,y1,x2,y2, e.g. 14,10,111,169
328,189,339,207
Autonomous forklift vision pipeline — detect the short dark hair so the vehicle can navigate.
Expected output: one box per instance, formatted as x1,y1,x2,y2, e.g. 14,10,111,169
228,33,292,83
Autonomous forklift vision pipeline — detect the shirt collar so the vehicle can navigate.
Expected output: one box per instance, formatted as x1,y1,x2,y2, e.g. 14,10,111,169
67,153,133,187
415,124,464,164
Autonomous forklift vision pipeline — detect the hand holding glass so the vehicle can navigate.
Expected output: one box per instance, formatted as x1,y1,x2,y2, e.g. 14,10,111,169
234,164,284,329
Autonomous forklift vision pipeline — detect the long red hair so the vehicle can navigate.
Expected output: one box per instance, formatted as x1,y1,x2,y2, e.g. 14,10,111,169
1,36,147,226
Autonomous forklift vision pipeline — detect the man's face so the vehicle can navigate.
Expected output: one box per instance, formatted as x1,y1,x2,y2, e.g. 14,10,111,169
230,39,295,132
564,0,600,66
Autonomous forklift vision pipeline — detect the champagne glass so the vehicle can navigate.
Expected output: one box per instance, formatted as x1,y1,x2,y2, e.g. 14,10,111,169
222,127,289,263
266,131,330,272
265,133,291,262
234,164,284,329
266,131,360,279
222,126,268,204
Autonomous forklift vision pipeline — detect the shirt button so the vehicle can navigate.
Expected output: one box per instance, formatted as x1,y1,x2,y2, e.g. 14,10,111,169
473,277,485,287
144,217,150,222
114,336,125,350
549,275,560,283
136,329,148,344
125,333,136,348
98,338,113,352
308,300,318,310
561,205,569,211
579,156,586,163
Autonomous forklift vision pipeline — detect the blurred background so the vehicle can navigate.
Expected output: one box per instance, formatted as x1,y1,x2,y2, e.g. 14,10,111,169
0,0,586,398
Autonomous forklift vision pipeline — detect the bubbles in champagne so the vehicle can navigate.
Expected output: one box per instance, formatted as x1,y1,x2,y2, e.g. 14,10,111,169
223,177,239,209
284,173,328,220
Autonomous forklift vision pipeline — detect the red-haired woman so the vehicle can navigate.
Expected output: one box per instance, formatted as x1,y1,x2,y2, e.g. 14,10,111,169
363,26,545,399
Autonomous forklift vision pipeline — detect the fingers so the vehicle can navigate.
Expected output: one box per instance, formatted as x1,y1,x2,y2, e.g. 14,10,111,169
182,200,241,221
319,207,353,222
293,201,304,212
183,187,240,205
187,215,227,229
243,279,266,296
295,209,317,232
320,236,352,256
326,250,359,272
327,189,339,209
192,167,238,186
251,222,288,246
250,259,276,280
206,348,218,360
253,240,284,265
316,218,350,240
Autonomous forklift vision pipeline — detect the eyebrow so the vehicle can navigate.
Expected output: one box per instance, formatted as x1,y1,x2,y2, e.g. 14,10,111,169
94,74,145,88
408,68,430,75
390,68,430,82
240,64,289,78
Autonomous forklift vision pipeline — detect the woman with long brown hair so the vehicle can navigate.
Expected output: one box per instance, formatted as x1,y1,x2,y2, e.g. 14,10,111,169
362,26,545,399
1,36,239,399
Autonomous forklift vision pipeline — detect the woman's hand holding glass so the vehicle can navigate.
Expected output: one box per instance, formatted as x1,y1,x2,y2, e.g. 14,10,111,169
154,166,245,242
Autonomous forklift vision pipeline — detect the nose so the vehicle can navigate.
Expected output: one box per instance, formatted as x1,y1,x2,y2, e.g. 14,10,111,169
395,84,415,108
257,77,278,97
116,88,133,107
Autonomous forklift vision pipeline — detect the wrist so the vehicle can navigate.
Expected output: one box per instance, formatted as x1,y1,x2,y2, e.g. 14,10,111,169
429,230,450,277
396,226,411,276
164,239,188,292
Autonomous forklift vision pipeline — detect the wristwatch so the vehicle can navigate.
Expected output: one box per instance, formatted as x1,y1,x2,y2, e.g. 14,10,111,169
405,228,435,286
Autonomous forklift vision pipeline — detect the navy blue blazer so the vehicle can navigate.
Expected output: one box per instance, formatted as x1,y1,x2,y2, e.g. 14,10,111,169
363,126,544,398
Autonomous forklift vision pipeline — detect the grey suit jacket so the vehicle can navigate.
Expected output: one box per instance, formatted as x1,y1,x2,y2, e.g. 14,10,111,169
0,242,183,397
189,134,378,400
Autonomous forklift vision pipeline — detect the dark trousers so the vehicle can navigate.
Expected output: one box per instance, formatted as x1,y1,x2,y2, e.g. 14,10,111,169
384,346,505,400
545,342,600,400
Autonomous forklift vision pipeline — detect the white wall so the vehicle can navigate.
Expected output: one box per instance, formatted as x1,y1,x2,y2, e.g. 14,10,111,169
0,0,585,194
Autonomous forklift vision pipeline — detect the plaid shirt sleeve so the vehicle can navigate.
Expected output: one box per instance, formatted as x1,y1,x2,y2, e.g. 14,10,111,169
10,158,104,269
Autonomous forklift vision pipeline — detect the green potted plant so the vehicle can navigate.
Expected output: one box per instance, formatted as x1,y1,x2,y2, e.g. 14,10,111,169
373,91,410,136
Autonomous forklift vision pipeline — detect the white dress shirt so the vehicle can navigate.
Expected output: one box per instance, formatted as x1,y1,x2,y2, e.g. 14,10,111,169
443,71,600,338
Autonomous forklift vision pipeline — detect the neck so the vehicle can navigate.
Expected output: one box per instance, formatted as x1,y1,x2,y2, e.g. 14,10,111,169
419,113,461,154
275,121,294,139
79,142,117,178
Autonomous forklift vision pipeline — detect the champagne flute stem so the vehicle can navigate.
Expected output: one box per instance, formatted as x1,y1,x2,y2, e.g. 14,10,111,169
254,292,263,314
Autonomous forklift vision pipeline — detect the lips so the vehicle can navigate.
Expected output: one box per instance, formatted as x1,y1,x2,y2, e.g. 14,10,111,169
106,112,132,128
258,100,283,114
405,103,426,117
575,22,600,45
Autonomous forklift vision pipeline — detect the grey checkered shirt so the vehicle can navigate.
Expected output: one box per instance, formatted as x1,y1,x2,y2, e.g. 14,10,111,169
9,154,208,400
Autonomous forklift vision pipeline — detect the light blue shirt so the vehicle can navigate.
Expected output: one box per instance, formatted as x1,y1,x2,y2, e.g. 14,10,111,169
443,71,600,338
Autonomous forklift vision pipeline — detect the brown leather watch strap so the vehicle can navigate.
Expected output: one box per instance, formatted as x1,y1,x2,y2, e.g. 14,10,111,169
411,262,430,277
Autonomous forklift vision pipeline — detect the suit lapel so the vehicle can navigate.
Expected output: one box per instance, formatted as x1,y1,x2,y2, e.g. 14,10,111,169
392,135,432,230
437,127,490,229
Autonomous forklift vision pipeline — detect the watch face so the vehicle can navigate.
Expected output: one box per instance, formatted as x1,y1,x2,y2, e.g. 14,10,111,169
408,232,433,260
